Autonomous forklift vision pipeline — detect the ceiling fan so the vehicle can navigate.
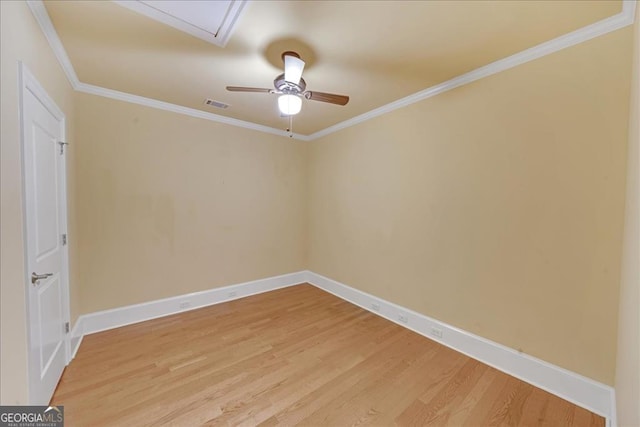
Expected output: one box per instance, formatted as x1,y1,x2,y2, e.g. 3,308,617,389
226,51,349,117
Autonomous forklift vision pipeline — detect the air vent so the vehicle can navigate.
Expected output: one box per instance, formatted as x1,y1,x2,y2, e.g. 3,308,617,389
204,99,230,109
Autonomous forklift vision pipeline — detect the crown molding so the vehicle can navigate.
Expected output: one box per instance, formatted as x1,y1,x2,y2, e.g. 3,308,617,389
75,82,311,141
28,0,636,142
25,0,307,141
26,0,80,90
307,0,637,141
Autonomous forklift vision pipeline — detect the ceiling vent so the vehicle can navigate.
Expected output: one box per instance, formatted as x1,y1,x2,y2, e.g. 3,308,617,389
204,99,230,109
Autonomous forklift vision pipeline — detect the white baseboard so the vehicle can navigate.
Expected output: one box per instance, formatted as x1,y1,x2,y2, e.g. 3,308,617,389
69,269,615,425
305,271,616,425
75,271,307,336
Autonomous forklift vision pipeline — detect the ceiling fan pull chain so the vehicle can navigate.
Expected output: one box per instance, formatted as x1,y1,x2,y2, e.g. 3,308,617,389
288,115,294,138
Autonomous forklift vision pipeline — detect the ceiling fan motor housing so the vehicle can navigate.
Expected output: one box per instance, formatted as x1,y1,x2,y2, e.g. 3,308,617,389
274,74,306,94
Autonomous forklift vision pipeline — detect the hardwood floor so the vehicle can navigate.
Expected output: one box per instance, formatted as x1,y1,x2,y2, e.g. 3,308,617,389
52,284,604,426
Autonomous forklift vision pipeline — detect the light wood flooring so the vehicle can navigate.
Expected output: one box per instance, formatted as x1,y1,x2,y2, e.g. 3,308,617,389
52,284,604,426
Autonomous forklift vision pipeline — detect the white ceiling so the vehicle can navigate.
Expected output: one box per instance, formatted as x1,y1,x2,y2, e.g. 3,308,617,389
32,0,636,140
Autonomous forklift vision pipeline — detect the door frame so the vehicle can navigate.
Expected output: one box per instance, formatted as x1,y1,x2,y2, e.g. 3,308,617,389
19,62,72,402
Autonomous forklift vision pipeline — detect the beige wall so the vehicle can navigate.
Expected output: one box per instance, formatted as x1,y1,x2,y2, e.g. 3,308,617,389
309,28,633,385
74,93,308,313
615,7,640,426
0,1,79,405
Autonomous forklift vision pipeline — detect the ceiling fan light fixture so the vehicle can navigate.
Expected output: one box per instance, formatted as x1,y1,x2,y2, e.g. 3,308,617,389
283,52,305,85
226,50,348,124
278,94,302,116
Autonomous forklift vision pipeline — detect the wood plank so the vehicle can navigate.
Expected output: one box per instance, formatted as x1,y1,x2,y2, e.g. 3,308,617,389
51,284,605,426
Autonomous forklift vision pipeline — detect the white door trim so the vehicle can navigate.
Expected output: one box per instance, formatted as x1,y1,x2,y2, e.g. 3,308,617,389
19,62,72,402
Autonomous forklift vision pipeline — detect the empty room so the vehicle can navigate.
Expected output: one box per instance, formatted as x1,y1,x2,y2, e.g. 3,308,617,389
1,0,639,426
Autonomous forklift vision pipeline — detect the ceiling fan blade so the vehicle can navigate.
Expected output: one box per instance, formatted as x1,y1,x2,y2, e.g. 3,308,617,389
284,53,305,85
304,91,349,106
226,86,273,93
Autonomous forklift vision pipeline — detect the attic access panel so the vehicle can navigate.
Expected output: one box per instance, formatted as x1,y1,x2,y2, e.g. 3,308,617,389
114,0,247,47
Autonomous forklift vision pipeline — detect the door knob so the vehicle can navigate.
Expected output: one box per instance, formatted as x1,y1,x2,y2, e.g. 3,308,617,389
31,272,53,284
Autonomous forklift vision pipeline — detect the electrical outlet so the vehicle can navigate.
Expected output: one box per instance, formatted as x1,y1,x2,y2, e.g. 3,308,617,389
430,327,443,338
371,303,381,311
179,301,191,309
228,291,237,298
398,314,409,323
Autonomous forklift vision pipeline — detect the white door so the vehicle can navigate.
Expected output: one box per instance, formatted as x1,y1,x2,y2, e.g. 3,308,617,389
20,63,71,405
